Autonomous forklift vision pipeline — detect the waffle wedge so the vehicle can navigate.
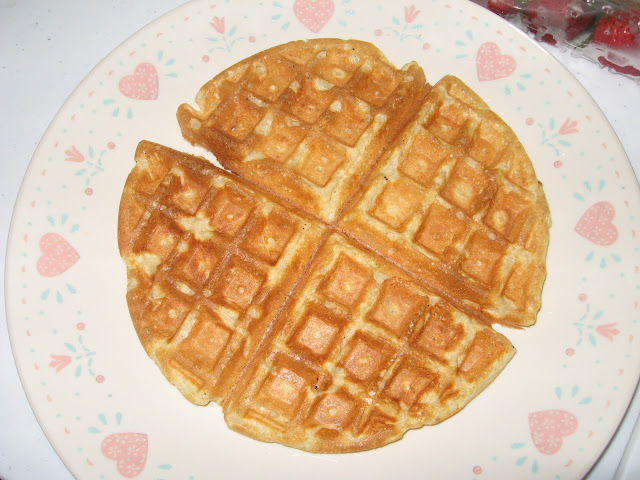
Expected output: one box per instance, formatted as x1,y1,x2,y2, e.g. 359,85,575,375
119,141,327,405
339,75,550,326
224,233,514,452
177,39,430,222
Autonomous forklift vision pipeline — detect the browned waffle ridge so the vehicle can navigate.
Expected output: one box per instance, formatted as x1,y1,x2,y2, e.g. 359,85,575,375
119,38,549,453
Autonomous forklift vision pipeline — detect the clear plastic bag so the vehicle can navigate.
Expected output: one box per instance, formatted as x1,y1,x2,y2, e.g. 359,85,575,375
472,0,640,80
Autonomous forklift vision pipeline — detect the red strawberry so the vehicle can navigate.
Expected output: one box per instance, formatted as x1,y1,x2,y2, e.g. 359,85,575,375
593,12,640,49
522,0,595,45
487,0,520,18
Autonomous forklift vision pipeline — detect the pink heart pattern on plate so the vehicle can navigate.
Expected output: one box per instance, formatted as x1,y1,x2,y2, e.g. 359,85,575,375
101,433,148,478
529,410,578,455
575,201,618,246
36,233,80,277
476,42,516,81
119,63,159,100
293,0,335,33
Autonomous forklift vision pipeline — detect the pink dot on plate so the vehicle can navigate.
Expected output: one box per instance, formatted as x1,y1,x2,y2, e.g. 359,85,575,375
374,29,382,36
77,322,85,331
107,142,116,150
554,160,562,168
526,118,534,126
96,375,105,384
202,55,210,62
578,293,587,302
423,43,431,50
249,36,256,43
473,465,483,474
566,348,575,357
85,187,93,196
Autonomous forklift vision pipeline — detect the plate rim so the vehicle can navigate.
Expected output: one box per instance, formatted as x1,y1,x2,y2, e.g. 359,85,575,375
5,0,640,478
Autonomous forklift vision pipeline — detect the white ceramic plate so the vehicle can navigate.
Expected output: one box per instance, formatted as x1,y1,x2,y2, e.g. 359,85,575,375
6,0,640,478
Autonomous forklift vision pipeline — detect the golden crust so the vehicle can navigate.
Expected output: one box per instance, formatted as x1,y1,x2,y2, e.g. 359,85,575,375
339,75,550,326
119,142,515,452
118,39,550,453
223,233,515,452
119,141,327,405
177,38,430,222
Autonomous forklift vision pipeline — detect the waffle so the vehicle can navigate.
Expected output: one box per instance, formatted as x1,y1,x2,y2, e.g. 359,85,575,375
119,38,550,453
119,141,515,452
177,39,430,222
118,141,327,405
178,40,550,327
223,233,514,452
339,76,550,326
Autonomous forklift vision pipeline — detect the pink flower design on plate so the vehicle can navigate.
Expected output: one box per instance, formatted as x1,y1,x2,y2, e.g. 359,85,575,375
210,16,225,34
49,354,71,373
596,323,619,341
64,146,84,163
559,118,579,135
404,5,420,23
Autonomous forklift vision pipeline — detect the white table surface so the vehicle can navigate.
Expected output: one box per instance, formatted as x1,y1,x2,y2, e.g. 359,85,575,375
1,1,639,478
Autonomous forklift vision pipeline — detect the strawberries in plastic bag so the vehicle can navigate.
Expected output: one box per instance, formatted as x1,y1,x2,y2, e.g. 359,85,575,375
522,0,595,45
473,0,640,80
593,10,640,48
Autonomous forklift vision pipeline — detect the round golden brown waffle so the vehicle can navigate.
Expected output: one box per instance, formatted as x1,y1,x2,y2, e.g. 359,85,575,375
119,39,550,453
